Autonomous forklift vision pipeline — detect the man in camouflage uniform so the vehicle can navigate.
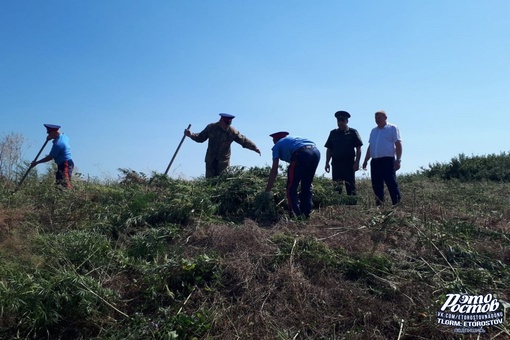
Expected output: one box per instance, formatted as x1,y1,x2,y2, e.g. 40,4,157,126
184,113,261,178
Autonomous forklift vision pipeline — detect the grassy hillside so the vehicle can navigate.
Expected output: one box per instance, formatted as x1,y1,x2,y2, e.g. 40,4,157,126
1,165,509,339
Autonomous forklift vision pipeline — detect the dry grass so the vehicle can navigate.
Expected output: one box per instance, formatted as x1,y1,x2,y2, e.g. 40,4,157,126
184,239,495,335
175,177,510,339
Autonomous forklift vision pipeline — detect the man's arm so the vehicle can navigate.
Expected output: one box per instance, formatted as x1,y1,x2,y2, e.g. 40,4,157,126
354,146,362,171
265,158,280,192
394,140,402,170
31,155,53,168
325,149,332,173
354,130,363,171
362,145,371,170
185,124,211,143
233,130,261,155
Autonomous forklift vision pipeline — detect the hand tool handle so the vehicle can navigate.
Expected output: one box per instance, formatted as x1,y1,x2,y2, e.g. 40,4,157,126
164,124,191,175
14,139,49,192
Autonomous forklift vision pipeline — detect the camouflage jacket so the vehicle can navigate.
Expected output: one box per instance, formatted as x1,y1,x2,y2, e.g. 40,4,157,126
190,122,258,163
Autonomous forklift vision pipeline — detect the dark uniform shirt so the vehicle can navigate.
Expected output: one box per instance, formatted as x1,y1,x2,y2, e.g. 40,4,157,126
190,122,258,163
324,127,363,160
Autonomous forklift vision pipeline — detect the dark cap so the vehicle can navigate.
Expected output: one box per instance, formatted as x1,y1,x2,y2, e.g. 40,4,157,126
269,131,289,139
334,111,351,119
44,123,61,131
219,113,235,119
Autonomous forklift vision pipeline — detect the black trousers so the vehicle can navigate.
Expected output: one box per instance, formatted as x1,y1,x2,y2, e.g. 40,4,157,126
370,157,401,205
331,159,356,195
287,146,321,218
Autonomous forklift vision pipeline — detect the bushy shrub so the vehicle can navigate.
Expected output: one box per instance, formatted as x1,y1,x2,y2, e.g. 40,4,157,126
126,225,179,261
312,176,347,206
422,152,510,181
208,167,267,220
33,230,112,273
139,254,220,297
0,267,116,338
0,132,24,182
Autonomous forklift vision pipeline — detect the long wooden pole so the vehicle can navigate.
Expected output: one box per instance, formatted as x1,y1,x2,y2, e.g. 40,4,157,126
14,139,49,192
164,124,191,175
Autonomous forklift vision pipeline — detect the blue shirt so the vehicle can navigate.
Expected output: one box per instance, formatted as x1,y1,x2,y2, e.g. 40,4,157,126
272,136,316,163
49,134,73,165
368,123,401,158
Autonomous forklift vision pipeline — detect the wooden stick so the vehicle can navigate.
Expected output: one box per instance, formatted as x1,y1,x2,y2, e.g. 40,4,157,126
14,139,49,192
164,124,191,175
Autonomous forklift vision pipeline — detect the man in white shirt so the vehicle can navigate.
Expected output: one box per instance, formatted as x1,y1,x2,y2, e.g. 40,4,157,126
362,110,402,205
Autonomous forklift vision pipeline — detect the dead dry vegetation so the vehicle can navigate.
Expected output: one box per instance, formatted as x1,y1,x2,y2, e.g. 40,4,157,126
182,201,510,339
1,168,510,339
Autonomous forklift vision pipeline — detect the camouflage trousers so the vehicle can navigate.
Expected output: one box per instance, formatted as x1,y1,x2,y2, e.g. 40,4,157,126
205,159,229,178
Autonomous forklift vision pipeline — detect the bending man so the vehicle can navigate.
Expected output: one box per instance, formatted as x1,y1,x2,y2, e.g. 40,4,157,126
265,131,320,219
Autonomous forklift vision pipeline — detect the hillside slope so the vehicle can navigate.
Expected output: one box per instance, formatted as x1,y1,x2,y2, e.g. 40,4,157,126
1,169,509,339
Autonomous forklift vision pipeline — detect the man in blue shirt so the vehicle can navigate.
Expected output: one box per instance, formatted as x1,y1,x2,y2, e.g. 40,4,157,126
362,110,402,205
265,131,321,219
31,124,74,188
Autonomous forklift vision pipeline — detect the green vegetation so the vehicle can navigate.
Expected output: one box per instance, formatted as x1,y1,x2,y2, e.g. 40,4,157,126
1,152,510,339
423,152,510,181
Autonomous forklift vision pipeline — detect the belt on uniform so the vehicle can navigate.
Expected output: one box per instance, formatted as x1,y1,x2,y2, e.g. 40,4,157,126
293,145,315,155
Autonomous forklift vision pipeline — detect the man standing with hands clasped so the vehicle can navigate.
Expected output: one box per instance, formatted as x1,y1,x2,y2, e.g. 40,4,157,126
362,110,402,206
324,110,363,198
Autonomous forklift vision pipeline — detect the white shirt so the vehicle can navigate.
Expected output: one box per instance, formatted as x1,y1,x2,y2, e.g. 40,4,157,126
368,123,401,158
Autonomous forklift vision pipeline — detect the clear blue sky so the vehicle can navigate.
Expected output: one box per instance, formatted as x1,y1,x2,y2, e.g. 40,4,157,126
1,1,509,180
